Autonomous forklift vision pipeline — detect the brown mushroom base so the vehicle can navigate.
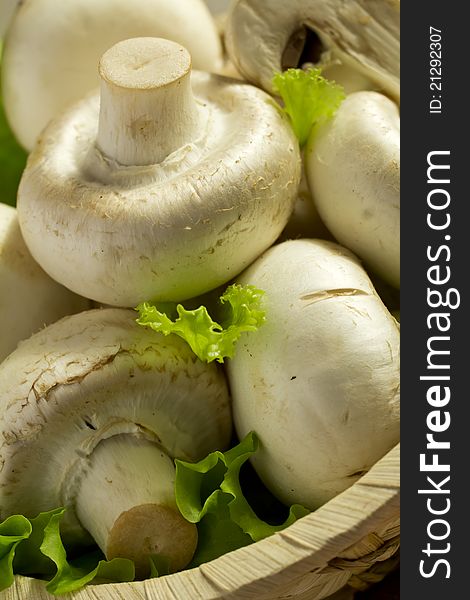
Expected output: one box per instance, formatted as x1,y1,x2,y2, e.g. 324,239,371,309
107,504,198,578
75,434,197,578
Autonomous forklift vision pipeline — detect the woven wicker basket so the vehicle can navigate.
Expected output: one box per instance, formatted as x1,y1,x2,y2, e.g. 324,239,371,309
2,443,399,600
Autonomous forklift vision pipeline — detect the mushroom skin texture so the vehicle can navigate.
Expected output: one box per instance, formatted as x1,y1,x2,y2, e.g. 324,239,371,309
17,37,301,307
2,0,224,151
226,239,400,510
225,0,400,101
0,203,90,362
305,91,400,288
0,308,231,574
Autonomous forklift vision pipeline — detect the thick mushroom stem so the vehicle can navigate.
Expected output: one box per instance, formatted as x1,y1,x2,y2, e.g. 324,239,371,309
75,434,198,578
96,37,200,166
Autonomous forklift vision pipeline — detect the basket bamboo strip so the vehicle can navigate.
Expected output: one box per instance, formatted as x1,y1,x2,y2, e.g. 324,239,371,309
1,444,399,600
347,553,400,592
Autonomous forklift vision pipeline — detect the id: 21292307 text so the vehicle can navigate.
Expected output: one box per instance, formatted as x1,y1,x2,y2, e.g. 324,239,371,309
429,26,443,114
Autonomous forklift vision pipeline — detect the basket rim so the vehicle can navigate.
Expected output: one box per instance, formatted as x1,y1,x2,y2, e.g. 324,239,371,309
7,443,400,599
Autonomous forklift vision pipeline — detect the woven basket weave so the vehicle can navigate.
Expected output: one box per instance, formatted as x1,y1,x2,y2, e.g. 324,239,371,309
1,443,399,600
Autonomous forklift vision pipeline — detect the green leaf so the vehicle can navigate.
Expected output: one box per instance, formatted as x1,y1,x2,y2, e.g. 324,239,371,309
148,554,170,578
272,67,345,146
37,510,134,595
9,508,134,595
0,42,28,207
13,509,61,577
175,432,309,566
0,515,32,590
187,492,253,566
136,284,265,363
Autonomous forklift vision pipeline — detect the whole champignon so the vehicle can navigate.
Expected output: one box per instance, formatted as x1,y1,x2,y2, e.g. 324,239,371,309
17,37,301,307
2,0,223,151
225,0,400,101
305,91,400,288
0,203,90,362
0,308,231,576
226,239,400,509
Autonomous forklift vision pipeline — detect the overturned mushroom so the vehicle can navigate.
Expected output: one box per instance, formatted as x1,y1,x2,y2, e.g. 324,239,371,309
17,37,300,307
0,203,90,362
305,91,400,288
225,0,400,101
2,0,223,151
0,308,231,577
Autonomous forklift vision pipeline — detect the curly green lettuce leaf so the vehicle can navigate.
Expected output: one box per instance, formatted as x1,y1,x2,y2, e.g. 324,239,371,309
0,515,32,590
0,42,28,207
187,492,253,566
148,554,170,578
37,509,134,595
13,509,60,577
4,508,134,595
175,432,310,566
136,284,265,363
272,67,345,146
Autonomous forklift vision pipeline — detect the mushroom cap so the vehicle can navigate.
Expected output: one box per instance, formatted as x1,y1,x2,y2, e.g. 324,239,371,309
0,203,90,362
17,70,301,307
2,0,223,151
305,91,400,288
227,239,400,509
225,0,400,101
0,308,231,545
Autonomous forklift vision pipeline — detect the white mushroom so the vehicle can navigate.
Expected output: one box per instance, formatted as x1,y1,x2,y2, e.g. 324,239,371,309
0,203,90,362
2,0,224,151
226,239,400,509
305,91,400,288
225,0,400,101
0,308,231,576
17,37,301,307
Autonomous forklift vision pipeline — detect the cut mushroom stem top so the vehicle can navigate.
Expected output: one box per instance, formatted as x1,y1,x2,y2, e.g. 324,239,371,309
97,38,201,166
2,0,223,151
